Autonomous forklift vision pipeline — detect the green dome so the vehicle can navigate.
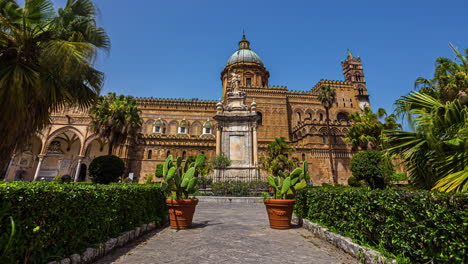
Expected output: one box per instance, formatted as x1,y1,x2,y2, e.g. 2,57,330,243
226,35,264,66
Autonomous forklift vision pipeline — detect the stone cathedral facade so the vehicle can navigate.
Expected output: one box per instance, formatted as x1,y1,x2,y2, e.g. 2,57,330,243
5,35,371,184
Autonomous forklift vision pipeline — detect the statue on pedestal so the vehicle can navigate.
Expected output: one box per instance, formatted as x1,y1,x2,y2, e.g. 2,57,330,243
229,70,241,93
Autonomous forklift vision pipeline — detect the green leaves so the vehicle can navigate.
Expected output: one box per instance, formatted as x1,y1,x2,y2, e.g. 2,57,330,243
295,187,467,263
267,161,310,199
158,154,205,199
0,0,111,168
0,181,166,263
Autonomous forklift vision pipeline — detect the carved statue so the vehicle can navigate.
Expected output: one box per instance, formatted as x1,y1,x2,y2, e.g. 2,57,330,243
229,71,241,92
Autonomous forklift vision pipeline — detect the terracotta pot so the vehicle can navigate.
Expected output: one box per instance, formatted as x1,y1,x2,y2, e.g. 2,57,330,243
264,199,295,229
166,198,198,229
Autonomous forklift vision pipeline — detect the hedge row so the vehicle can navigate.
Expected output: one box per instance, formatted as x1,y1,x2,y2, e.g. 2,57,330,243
0,182,167,264
295,187,467,263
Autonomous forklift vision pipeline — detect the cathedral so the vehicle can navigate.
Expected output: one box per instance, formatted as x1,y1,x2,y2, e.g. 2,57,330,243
4,35,371,184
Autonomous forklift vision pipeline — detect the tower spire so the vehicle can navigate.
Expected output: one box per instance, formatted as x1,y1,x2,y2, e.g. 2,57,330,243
242,29,246,40
347,49,353,59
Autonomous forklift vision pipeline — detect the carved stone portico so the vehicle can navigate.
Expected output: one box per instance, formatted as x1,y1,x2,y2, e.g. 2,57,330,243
213,88,260,182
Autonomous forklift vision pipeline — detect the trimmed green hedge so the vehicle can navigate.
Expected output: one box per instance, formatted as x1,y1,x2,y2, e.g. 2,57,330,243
295,187,467,263
0,182,166,263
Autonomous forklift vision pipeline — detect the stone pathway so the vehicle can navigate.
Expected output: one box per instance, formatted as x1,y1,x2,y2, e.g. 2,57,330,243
94,203,356,264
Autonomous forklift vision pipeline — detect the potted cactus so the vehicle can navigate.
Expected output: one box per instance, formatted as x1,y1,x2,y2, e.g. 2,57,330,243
159,154,205,229
264,161,309,229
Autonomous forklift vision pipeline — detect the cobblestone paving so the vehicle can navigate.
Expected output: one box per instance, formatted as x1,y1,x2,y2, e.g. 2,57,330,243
94,203,356,264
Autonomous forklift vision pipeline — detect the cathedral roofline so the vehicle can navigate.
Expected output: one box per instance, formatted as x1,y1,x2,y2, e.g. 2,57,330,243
135,97,218,105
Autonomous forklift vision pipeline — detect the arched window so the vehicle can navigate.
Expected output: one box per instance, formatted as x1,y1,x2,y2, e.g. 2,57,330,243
153,119,166,134
182,151,187,160
257,112,263,125
147,150,152,159
337,112,349,122
246,78,252,86
166,151,171,158
355,74,361,82
322,135,327,144
319,113,324,121
308,113,312,120
302,153,306,161
178,120,189,134
297,112,302,122
203,120,213,134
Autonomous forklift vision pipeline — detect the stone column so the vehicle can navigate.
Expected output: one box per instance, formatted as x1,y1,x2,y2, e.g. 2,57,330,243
74,157,83,182
33,156,44,181
3,153,16,180
253,125,258,165
216,127,221,155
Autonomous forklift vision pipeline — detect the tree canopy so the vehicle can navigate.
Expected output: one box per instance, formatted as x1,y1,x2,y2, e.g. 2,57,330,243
90,93,142,155
346,107,400,150
384,45,467,192
0,0,109,174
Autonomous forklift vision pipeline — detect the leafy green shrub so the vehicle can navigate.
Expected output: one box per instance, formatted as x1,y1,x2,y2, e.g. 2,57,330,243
295,187,467,263
347,176,361,187
211,153,231,169
388,172,407,182
52,174,72,183
155,164,164,178
211,181,268,197
0,182,166,263
350,150,393,189
198,176,213,189
89,155,124,184
145,174,154,184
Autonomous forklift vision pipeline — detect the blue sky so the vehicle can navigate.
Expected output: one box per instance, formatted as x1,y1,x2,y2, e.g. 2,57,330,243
57,0,467,113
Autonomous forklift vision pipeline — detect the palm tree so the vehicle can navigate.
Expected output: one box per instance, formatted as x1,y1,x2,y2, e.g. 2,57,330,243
260,137,298,177
346,107,401,150
415,43,468,103
317,86,337,184
90,93,143,155
0,0,109,176
384,92,467,192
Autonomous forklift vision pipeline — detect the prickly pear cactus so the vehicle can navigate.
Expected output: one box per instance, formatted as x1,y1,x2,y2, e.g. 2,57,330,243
160,154,206,199
267,161,309,199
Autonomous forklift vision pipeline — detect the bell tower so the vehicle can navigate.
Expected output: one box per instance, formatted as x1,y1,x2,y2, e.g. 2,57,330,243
342,50,370,110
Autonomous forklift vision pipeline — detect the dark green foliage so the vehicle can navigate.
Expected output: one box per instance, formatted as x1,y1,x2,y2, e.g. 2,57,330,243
350,150,393,189
389,172,407,182
347,176,361,187
155,164,164,178
211,181,269,197
211,153,231,169
89,155,125,184
260,137,298,176
295,188,468,263
0,182,166,263
198,176,213,189
52,174,71,183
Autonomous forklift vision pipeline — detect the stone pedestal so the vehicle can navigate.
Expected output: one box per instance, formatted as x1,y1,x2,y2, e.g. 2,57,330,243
213,90,260,182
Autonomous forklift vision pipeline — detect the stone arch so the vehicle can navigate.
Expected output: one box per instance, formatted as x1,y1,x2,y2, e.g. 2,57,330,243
44,126,84,155
190,121,203,135
331,127,341,135
318,127,328,135
168,120,178,135
305,109,313,121
144,119,155,134
337,112,349,122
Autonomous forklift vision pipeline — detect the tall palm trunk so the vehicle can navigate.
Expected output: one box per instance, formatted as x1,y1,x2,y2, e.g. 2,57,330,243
325,107,336,184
